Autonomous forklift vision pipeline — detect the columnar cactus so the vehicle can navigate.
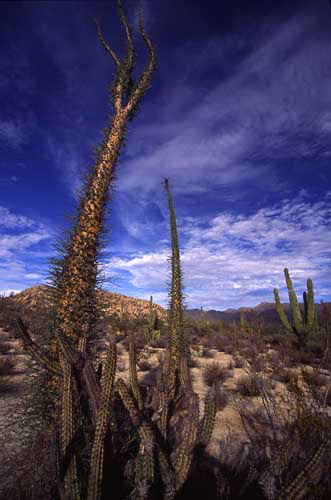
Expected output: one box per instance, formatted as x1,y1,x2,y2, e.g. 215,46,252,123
273,268,316,346
164,179,190,366
144,295,161,342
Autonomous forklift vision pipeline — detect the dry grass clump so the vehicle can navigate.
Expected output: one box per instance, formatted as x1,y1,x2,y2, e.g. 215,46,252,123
236,374,262,397
232,357,331,499
271,366,295,384
289,348,315,366
203,361,232,387
233,354,244,368
248,354,265,373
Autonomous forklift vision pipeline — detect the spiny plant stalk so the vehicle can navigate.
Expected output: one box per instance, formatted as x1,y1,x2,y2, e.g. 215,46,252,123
46,0,157,354
129,332,144,410
87,340,117,500
164,179,189,369
273,268,315,346
14,1,157,499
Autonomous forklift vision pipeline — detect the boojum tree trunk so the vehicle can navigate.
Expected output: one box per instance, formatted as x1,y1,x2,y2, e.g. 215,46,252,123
49,0,157,355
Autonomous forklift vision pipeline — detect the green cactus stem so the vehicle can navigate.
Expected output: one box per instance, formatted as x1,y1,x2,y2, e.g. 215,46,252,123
304,277,315,329
273,268,316,346
87,341,117,500
197,385,217,449
164,178,187,368
59,352,81,500
129,333,144,410
284,268,303,335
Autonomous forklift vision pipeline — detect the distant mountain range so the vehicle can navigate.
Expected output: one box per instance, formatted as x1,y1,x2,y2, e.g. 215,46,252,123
184,300,331,325
4,285,330,326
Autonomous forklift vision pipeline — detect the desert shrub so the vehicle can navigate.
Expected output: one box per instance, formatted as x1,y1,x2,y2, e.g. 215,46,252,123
289,348,315,366
234,370,331,500
301,367,327,388
248,354,265,373
0,356,16,375
272,366,295,384
140,364,162,388
236,374,261,397
199,335,217,349
150,336,167,348
304,336,326,359
265,349,280,364
0,340,11,354
203,362,231,387
218,341,236,355
138,360,151,371
233,354,244,368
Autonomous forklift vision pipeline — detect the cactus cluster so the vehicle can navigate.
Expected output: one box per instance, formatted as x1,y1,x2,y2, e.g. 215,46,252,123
13,4,217,498
11,2,328,498
273,268,316,346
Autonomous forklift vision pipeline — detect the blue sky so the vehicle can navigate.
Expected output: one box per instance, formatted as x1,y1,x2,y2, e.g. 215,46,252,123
0,0,330,310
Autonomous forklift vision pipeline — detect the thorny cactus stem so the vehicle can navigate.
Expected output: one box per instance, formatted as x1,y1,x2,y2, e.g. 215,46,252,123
48,0,157,353
87,341,117,500
164,179,188,369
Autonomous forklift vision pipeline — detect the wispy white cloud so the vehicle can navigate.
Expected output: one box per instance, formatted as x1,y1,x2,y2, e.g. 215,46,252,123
115,7,330,195
0,206,36,229
0,206,52,290
103,194,331,309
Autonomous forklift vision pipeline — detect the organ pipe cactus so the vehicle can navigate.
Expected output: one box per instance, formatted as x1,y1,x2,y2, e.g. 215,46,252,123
273,268,315,346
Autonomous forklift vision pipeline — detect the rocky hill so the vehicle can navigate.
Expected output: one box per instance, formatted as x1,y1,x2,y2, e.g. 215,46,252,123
7,285,166,321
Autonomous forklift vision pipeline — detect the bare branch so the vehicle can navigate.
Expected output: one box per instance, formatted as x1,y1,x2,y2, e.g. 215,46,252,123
124,6,157,115
94,17,120,66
